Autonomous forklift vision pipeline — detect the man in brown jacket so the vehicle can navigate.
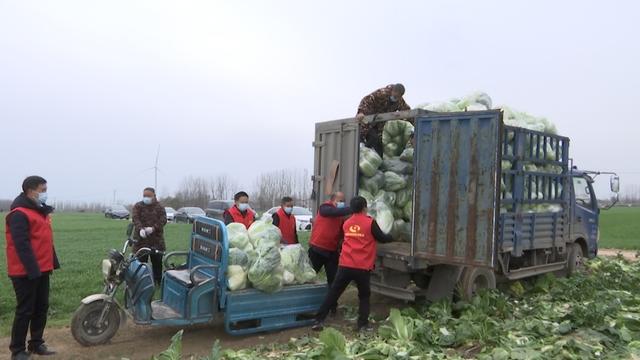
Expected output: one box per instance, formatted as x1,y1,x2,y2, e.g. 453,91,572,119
132,187,167,284
356,84,411,156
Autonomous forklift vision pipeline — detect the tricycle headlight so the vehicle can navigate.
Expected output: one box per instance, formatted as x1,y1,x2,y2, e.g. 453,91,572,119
101,259,113,279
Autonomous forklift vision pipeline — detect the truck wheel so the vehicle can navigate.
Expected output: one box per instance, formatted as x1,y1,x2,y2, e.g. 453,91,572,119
567,243,584,276
71,300,120,346
459,267,496,301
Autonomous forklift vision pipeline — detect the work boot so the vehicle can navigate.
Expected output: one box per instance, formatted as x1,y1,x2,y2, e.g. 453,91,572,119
11,351,31,360
28,344,56,356
311,320,324,332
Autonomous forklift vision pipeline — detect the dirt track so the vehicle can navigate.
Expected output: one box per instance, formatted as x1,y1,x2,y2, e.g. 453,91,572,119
0,289,403,360
598,248,638,261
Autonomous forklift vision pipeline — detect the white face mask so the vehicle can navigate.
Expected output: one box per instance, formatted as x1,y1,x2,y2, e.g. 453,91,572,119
238,203,250,212
142,197,153,205
390,95,398,102
37,192,48,204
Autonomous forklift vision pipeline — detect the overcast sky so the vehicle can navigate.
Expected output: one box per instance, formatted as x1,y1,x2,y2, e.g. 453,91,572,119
1,1,638,204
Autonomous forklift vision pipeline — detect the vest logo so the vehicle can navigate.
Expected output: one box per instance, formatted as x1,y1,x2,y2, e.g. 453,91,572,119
349,225,361,233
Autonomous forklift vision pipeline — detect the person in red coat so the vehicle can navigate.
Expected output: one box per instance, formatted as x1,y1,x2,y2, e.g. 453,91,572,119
272,196,298,245
223,191,255,229
5,176,59,359
312,196,392,332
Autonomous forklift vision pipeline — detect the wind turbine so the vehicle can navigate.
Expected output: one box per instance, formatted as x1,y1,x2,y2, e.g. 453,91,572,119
143,145,162,192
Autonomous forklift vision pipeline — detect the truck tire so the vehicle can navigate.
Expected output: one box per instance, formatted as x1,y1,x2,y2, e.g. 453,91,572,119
71,300,120,346
459,267,496,301
567,243,584,276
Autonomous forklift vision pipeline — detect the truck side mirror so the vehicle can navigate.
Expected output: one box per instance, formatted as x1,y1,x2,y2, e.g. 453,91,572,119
126,223,134,237
610,175,620,193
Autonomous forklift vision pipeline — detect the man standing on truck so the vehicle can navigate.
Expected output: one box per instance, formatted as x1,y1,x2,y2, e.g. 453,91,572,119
312,196,393,332
132,187,167,285
272,196,298,245
223,191,255,229
308,191,352,314
356,83,411,156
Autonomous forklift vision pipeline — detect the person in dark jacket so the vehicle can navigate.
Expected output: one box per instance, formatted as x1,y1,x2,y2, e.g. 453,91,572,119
223,191,256,228
132,187,167,285
272,196,298,245
5,176,59,359
356,83,411,156
308,191,352,314
312,196,393,332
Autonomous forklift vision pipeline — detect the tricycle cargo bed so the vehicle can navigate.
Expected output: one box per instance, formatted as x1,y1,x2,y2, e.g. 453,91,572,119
224,283,327,335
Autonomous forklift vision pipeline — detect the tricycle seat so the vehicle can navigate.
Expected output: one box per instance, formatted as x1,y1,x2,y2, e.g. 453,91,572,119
165,269,210,287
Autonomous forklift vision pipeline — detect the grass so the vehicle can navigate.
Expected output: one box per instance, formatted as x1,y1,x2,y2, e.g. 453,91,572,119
0,208,636,336
598,206,640,250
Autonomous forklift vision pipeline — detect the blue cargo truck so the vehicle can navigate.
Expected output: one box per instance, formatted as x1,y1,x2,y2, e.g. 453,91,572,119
312,109,619,301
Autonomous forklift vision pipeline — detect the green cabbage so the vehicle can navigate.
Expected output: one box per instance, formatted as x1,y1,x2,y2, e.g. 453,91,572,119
359,145,382,177
373,190,396,206
395,189,411,208
381,157,413,175
247,243,284,293
228,248,249,270
392,219,412,242
392,207,404,220
248,220,282,248
227,223,252,251
280,244,316,284
399,148,414,162
403,201,413,221
384,171,408,191
369,201,394,234
358,189,374,205
359,171,385,194
227,265,248,291
383,143,400,158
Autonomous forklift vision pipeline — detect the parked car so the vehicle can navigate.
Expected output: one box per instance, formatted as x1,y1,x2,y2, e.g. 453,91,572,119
205,200,234,221
174,207,205,224
165,207,176,222
260,206,313,231
104,205,130,220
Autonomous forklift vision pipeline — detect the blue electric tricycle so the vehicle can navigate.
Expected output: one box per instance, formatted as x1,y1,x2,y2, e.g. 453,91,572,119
71,217,327,346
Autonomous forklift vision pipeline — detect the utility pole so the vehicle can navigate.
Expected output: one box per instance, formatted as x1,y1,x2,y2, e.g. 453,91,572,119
113,190,116,204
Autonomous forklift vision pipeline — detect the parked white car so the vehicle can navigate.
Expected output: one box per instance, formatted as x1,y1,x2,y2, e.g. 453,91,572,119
165,207,176,222
261,206,313,231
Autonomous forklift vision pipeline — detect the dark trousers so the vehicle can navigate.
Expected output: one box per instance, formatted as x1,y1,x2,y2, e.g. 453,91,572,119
316,266,371,328
10,273,50,355
308,246,339,312
364,127,384,157
139,252,163,284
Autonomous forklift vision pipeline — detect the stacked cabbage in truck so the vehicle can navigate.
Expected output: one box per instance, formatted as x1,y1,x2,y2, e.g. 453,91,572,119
311,93,619,301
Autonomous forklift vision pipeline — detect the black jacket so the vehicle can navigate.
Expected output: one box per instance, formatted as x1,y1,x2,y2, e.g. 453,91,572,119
7,193,60,279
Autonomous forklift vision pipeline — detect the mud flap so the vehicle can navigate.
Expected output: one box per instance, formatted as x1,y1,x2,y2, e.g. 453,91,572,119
425,265,463,302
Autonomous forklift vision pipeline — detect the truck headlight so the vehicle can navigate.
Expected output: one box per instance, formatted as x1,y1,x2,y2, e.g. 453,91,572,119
101,259,113,279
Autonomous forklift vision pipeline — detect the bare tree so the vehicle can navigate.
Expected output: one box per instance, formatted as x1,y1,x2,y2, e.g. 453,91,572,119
210,174,238,200
253,169,312,211
173,176,210,209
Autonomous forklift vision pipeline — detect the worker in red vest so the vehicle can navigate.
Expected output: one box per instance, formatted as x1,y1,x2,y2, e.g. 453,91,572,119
5,176,59,359
312,195,393,332
308,191,352,314
272,196,298,245
223,191,255,229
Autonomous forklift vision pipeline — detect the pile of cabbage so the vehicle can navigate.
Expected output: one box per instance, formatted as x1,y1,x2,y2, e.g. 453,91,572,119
358,120,415,242
226,221,316,292
357,92,565,241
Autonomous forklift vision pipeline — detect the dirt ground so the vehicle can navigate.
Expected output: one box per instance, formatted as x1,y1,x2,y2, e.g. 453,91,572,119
0,289,404,360
1,250,637,360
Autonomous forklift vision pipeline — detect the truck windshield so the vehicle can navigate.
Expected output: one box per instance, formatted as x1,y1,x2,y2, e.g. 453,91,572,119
573,177,594,209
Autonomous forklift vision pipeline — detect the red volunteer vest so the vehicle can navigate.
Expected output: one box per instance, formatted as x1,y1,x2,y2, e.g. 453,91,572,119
339,213,376,270
5,207,55,277
310,201,344,252
227,206,255,229
276,208,297,245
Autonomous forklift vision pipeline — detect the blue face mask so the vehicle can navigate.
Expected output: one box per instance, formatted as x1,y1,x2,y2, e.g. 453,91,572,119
336,202,345,208
238,203,250,212
142,197,153,205
37,192,48,205
390,95,398,102
284,207,293,215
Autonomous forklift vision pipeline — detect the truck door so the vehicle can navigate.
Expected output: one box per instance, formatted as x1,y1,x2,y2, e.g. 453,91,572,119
413,111,502,268
311,119,359,215
571,176,599,257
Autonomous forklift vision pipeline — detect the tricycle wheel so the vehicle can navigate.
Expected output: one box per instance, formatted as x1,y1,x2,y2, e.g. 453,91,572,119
71,300,121,346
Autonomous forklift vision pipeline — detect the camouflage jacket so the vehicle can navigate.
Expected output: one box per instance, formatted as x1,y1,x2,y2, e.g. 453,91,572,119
358,85,411,140
132,201,167,251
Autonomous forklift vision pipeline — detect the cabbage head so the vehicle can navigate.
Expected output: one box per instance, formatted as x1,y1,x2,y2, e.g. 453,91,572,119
403,201,413,220
359,171,385,194
359,145,382,177
248,243,284,293
227,223,251,251
248,220,282,248
280,244,316,284
381,157,413,175
384,171,408,191
368,201,394,234
400,148,414,163
228,248,249,270
395,189,411,208
392,219,412,242
227,265,248,291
